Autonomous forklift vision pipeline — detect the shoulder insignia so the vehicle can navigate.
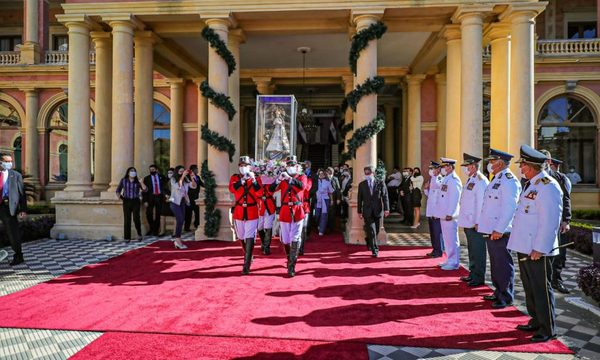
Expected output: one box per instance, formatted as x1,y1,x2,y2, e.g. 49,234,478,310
505,172,514,179
541,177,551,185
477,173,485,180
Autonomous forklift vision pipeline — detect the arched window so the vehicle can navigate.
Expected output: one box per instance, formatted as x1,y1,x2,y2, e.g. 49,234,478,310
0,100,20,127
48,101,95,182
153,101,170,172
537,94,597,185
0,100,22,161
13,136,22,171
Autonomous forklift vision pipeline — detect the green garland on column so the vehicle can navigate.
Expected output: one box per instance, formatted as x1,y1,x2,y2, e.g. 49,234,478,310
200,160,221,238
375,159,387,182
349,21,387,75
341,76,385,113
340,114,385,163
339,123,354,140
200,80,236,121
201,27,236,76
201,124,236,162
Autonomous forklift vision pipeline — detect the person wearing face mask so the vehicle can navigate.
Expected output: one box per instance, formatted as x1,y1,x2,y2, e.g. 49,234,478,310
269,156,308,277
435,158,463,270
0,154,27,265
326,167,341,232
565,166,581,185
116,166,148,243
457,154,489,286
340,169,352,219
477,148,521,309
386,167,402,213
170,165,197,249
424,161,444,258
142,164,167,236
508,145,563,343
410,167,424,228
229,156,263,275
314,169,334,236
539,151,572,295
357,165,390,258
399,168,413,225
184,164,204,232
157,168,175,236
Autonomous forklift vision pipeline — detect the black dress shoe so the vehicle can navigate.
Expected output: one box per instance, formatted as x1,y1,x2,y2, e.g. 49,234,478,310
467,281,484,287
491,300,512,309
9,255,24,266
531,334,555,343
145,231,153,236
516,324,540,332
372,251,379,258
430,254,442,258
483,295,497,301
553,282,571,294
460,276,472,282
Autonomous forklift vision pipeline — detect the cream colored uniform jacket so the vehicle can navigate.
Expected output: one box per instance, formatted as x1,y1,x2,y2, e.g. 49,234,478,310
508,171,563,256
424,175,443,217
458,171,489,229
477,168,521,235
434,171,462,219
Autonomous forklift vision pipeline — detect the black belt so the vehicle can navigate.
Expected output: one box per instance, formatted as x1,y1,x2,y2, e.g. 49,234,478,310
287,202,302,206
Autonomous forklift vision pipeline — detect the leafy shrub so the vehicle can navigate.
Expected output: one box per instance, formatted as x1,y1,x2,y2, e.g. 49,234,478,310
577,263,600,306
564,224,593,255
26,204,55,215
0,215,55,246
572,209,600,221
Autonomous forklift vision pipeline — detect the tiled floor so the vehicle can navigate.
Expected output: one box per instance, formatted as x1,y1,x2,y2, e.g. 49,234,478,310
0,230,598,359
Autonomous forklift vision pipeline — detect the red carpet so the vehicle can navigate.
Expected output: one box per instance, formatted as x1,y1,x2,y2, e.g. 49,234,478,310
70,333,365,360
0,234,572,354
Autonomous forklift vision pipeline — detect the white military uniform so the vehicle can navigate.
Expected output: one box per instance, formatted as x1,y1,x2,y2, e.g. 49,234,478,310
435,170,462,268
425,174,443,217
458,171,489,229
508,171,563,256
478,168,521,235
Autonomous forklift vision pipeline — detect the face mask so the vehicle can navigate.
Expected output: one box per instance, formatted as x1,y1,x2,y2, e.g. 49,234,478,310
287,166,297,175
487,163,494,174
1,162,13,170
462,167,470,176
519,167,527,179
428,169,434,177
402,172,409,177
570,169,575,173
440,168,447,176
167,172,173,179
178,172,184,176
129,171,137,177
150,170,157,175
239,166,249,175
364,174,374,181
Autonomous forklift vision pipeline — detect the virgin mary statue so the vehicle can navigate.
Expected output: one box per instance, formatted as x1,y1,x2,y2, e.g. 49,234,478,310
265,106,290,160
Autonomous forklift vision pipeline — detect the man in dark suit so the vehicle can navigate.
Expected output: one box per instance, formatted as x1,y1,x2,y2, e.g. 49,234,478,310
399,168,413,225
142,164,166,236
357,165,390,257
185,164,203,232
0,153,27,265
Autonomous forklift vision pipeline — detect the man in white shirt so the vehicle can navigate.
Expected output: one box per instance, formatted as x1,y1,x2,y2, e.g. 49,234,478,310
424,161,443,258
435,158,462,270
457,153,489,286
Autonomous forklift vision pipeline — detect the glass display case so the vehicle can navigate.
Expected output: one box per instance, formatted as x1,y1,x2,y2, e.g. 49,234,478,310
255,95,297,161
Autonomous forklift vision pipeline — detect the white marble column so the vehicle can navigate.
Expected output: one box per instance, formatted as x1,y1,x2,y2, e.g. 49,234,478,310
134,31,157,176
400,81,408,166
23,88,39,184
458,11,485,160
342,75,355,153
197,17,234,241
347,13,381,245
194,77,208,166
384,104,394,170
442,25,462,162
406,74,425,168
228,29,244,171
91,31,112,191
435,74,446,160
169,79,185,167
488,24,511,151
21,0,40,64
63,20,93,194
107,19,136,193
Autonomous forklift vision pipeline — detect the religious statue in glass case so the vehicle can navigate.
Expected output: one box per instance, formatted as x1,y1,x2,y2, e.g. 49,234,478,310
255,95,297,161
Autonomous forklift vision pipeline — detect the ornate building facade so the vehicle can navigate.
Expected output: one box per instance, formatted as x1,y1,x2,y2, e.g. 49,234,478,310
0,0,599,241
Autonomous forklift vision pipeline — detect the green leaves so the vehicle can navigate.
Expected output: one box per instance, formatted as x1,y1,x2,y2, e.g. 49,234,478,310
201,124,236,162
200,80,237,121
201,26,237,76
340,114,385,163
200,160,221,238
349,21,387,75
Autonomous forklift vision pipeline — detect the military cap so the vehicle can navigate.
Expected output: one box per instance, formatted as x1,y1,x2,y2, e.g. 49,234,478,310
550,158,563,165
461,153,482,166
485,148,514,162
285,155,298,165
239,156,252,165
428,161,440,169
515,145,548,165
440,157,457,166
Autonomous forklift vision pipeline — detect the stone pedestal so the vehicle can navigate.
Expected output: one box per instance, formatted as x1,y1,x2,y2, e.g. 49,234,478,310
196,185,236,241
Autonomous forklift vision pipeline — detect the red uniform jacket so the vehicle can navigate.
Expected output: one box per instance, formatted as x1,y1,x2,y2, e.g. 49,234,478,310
229,174,263,221
259,183,277,216
303,177,313,215
270,174,307,222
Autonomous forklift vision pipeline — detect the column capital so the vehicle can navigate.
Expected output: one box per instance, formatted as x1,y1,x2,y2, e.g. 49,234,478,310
20,87,38,95
499,3,547,23
441,24,461,41
167,78,186,87
351,10,384,31
451,5,495,24
228,28,246,46
56,14,100,31
484,22,511,43
192,76,207,85
106,15,145,35
90,31,111,41
405,74,426,85
434,73,446,85
203,17,232,32
134,31,161,46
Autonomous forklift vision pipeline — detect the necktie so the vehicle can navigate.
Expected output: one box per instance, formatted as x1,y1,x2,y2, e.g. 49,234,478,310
153,175,160,195
369,180,373,194
523,180,530,192
0,172,4,197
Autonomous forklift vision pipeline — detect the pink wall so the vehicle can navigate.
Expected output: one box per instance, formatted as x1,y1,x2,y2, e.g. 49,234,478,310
420,76,437,123
421,130,437,174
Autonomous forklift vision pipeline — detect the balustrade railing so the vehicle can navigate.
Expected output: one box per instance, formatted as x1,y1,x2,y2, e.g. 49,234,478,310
0,51,21,65
44,50,96,65
537,38,600,56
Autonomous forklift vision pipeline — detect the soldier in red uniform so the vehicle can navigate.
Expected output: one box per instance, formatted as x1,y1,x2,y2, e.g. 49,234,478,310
269,156,308,277
258,166,277,255
229,156,263,275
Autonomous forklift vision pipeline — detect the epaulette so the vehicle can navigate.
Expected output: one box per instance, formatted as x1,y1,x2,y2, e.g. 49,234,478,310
540,177,551,185
477,173,485,180
505,172,514,179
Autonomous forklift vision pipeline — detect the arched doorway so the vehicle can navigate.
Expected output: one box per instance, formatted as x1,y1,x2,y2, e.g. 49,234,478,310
153,100,171,172
13,136,22,171
0,99,22,163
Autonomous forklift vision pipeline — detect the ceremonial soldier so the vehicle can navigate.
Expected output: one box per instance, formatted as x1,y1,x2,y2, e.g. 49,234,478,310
229,156,263,275
424,161,443,258
508,145,563,343
477,149,521,309
435,158,462,270
270,156,308,277
458,154,489,286
257,169,277,255
540,151,572,294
